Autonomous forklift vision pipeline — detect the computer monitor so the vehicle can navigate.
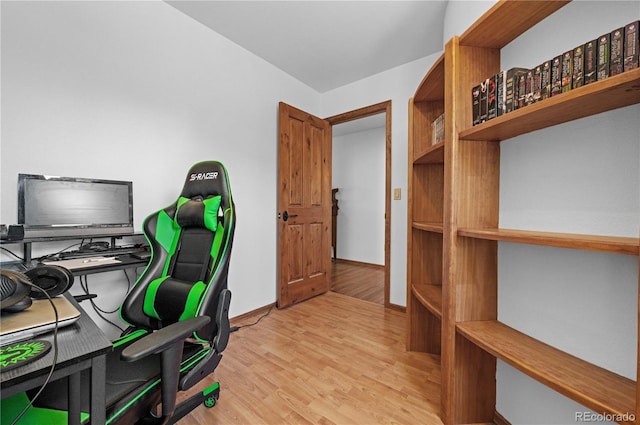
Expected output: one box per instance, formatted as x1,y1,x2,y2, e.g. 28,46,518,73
18,174,134,238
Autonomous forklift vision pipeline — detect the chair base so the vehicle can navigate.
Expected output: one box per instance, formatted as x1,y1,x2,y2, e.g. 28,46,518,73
167,381,221,425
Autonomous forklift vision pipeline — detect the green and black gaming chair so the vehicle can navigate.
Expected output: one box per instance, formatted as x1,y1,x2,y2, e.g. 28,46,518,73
5,160,235,424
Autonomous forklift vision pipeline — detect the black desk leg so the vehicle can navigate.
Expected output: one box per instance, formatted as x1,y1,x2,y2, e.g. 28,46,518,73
90,355,107,425
68,372,81,425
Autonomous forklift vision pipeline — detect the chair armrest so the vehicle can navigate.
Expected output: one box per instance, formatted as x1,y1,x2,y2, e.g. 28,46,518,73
121,316,210,362
120,316,211,420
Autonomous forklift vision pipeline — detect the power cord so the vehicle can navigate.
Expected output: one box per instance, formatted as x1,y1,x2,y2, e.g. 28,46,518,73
0,247,25,263
230,305,274,333
34,241,83,262
78,271,132,333
8,284,58,425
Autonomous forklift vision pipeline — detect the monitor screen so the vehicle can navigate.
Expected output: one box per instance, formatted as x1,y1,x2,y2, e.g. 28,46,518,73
18,174,134,238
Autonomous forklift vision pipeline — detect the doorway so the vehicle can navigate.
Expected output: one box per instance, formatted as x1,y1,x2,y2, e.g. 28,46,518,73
325,101,391,308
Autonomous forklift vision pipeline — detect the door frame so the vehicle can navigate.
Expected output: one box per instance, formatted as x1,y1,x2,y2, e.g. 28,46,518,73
325,100,392,309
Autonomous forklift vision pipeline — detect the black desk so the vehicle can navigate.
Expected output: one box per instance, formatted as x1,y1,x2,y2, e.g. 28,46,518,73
1,294,112,425
41,253,149,276
0,232,146,265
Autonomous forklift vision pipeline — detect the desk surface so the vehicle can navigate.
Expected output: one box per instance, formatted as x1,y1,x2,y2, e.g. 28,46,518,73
1,294,112,393
37,253,148,276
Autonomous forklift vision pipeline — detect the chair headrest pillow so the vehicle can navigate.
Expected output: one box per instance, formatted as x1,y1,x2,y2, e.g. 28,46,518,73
175,196,221,232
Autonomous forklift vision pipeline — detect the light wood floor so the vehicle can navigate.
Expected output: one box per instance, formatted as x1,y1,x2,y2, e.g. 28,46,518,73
179,292,442,424
330,260,384,305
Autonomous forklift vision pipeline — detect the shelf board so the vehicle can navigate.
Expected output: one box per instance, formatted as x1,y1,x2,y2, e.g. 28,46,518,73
414,142,444,164
457,320,636,422
414,54,445,102
412,283,442,318
460,68,640,141
460,0,570,49
457,228,639,256
413,222,444,234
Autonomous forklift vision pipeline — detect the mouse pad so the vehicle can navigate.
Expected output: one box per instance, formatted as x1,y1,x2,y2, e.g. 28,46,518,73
0,340,52,372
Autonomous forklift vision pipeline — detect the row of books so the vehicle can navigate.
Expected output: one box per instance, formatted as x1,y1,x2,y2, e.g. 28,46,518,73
472,20,639,126
431,113,445,146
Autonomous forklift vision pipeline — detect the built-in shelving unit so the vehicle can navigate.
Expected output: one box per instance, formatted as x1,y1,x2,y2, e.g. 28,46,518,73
456,320,637,420
459,68,640,142
406,1,640,424
406,51,445,355
457,228,639,256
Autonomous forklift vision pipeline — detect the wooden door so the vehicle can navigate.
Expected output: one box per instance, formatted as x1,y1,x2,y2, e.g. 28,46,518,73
277,102,332,308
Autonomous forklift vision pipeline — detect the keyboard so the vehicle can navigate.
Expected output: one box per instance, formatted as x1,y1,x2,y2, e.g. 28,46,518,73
59,247,142,259
43,256,123,270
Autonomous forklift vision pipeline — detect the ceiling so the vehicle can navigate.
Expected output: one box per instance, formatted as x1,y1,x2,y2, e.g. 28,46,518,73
166,1,448,93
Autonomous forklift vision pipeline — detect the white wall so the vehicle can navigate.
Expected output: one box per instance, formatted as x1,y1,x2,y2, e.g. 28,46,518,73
332,126,386,265
0,0,438,331
443,0,496,44
497,1,640,423
321,52,441,306
442,1,640,423
0,0,320,337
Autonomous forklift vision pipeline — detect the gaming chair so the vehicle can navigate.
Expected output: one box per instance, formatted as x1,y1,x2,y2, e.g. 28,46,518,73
3,161,235,424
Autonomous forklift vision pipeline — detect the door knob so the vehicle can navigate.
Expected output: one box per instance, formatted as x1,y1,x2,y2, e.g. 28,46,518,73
282,211,298,222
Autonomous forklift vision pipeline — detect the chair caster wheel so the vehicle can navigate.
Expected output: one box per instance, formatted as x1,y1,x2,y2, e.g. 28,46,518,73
204,396,217,408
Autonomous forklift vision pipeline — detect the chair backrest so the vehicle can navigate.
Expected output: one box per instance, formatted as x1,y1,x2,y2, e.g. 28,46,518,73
120,161,235,343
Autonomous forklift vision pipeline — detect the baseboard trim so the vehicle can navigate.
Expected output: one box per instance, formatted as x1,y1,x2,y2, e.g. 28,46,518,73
230,297,405,325
334,258,384,270
386,302,406,313
230,303,275,327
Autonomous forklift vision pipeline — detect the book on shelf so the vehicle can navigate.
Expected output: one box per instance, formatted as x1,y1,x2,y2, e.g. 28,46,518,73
625,21,639,71
561,50,573,92
486,76,498,120
610,27,624,76
540,61,551,100
584,39,598,84
495,71,506,116
468,20,639,127
472,67,527,126
532,64,542,102
597,33,611,80
479,79,488,123
551,55,563,97
517,71,527,108
572,45,584,88
506,68,527,113
431,113,445,145
472,85,481,126
524,69,534,105
493,72,506,117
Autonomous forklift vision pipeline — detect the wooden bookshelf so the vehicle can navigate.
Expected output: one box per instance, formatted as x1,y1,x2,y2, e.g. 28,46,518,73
412,283,442,318
414,142,444,164
458,228,639,256
414,54,444,102
407,0,640,424
459,68,640,141
457,320,636,424
406,52,445,355
459,1,570,49
413,222,444,234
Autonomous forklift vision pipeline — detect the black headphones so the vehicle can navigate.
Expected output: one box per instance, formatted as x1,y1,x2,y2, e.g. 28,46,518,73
0,265,74,313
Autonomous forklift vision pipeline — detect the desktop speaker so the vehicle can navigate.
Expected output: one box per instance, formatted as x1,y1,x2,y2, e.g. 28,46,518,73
0,266,74,313
0,225,24,241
